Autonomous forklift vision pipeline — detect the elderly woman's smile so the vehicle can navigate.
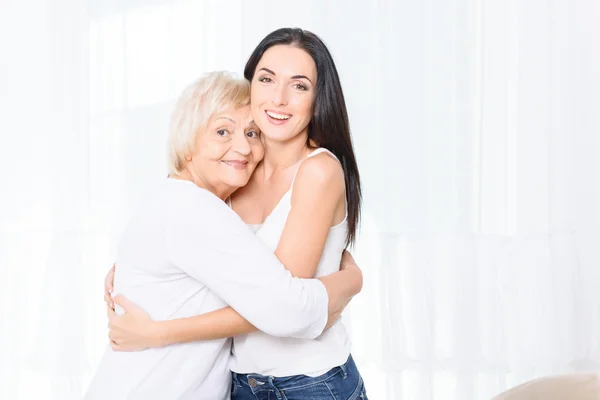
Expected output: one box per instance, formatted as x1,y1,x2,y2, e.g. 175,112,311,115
222,159,249,169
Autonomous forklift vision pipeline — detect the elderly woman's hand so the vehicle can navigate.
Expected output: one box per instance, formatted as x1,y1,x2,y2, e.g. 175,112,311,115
104,264,116,310
107,295,160,351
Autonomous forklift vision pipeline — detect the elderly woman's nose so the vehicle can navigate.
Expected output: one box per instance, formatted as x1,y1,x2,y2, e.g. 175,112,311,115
231,131,251,155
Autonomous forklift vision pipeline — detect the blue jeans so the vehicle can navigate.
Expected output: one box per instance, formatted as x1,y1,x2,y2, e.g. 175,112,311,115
231,355,367,400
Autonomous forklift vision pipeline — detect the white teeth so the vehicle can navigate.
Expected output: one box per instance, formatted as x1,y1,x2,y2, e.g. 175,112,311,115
266,111,291,120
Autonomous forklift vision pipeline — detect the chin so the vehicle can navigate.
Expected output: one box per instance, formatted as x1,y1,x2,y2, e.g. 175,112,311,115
224,175,251,189
262,130,296,142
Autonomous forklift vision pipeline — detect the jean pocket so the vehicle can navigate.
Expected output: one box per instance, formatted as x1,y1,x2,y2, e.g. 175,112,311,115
276,383,334,400
359,384,368,400
348,376,367,400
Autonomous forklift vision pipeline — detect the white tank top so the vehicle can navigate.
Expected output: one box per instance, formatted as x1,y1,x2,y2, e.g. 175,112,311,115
229,148,352,377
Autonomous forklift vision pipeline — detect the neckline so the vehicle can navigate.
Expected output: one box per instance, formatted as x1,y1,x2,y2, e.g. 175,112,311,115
258,188,293,226
252,148,329,226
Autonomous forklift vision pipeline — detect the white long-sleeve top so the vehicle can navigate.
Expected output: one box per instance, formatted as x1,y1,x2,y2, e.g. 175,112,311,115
84,178,329,400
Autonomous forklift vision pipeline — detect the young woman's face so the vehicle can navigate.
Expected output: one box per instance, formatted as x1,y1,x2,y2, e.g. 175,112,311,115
187,105,264,196
250,45,317,143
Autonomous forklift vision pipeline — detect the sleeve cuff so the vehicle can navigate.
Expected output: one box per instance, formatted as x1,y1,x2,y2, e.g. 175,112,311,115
302,278,329,340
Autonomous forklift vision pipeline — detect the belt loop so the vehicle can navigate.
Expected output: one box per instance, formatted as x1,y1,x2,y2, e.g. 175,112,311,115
339,362,348,379
268,376,284,400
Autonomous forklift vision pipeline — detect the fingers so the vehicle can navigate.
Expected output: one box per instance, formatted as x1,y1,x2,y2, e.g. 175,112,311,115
112,294,128,310
105,263,116,294
107,320,124,352
112,294,141,315
108,335,139,353
342,249,355,264
110,341,136,352
105,270,115,294
104,293,115,310
104,265,115,309
340,250,356,270
110,338,122,351
106,305,116,320
108,319,119,349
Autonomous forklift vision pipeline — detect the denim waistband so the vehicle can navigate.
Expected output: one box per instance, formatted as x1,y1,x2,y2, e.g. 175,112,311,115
232,355,352,393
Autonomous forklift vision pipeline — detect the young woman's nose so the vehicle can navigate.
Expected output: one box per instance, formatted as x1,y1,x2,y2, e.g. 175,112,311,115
271,83,288,107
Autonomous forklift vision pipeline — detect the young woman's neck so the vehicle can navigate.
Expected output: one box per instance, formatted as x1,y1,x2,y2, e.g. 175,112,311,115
261,131,312,178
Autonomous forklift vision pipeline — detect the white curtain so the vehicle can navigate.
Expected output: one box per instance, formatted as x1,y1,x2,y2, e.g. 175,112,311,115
1,0,598,399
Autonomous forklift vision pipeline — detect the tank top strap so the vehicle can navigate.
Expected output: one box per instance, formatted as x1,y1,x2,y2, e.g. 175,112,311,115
305,147,333,160
289,148,339,190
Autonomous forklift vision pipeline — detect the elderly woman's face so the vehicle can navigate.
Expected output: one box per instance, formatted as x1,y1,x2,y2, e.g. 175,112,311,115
188,105,263,196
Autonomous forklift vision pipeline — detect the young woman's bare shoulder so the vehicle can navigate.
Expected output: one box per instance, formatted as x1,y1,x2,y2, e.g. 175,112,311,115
294,152,345,194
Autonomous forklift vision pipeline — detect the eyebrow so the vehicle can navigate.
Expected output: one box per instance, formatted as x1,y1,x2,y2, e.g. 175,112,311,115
258,67,313,84
216,116,235,123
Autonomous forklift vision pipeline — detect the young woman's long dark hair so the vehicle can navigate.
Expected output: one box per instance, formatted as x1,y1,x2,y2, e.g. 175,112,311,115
244,28,362,247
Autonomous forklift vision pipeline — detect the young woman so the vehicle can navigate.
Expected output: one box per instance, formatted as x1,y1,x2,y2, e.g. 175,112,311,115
106,28,367,399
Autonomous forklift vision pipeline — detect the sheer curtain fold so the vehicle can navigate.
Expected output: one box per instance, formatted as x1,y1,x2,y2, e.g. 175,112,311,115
1,0,598,399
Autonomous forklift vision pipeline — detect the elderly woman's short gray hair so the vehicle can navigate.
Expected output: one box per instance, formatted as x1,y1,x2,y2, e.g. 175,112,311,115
167,71,250,174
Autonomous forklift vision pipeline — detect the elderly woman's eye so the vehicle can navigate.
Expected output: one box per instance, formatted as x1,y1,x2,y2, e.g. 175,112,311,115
246,130,260,139
216,129,229,137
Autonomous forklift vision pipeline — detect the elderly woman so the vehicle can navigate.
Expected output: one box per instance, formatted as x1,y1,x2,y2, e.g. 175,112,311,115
84,72,362,400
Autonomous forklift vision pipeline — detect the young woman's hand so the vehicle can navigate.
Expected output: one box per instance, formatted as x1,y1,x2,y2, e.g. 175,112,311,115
340,250,363,294
104,264,116,310
320,250,363,330
107,295,159,351
340,250,359,272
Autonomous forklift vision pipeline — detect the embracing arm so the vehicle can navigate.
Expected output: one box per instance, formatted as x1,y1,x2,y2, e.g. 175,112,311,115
109,253,361,349
275,152,363,310
108,161,362,349
164,190,333,340
137,251,361,346
145,154,361,345
107,249,362,349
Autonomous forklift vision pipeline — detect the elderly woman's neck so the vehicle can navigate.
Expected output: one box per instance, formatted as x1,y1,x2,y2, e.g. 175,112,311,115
169,171,234,202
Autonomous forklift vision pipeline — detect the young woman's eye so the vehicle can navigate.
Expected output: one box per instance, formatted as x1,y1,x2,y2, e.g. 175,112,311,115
216,129,230,137
258,76,273,83
246,130,260,139
294,83,308,91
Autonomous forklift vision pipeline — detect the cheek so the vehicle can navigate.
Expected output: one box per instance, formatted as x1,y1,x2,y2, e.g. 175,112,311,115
292,95,313,117
202,140,229,161
250,85,266,106
251,101,261,118
252,143,265,161
250,100,263,121
305,95,315,112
